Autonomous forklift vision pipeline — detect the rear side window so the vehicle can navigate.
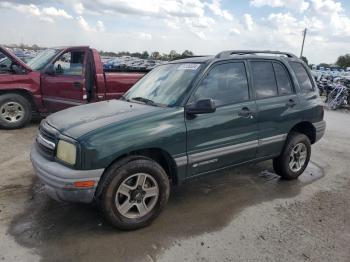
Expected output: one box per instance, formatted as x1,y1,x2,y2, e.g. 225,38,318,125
251,61,278,99
191,62,249,106
273,63,293,95
290,62,314,92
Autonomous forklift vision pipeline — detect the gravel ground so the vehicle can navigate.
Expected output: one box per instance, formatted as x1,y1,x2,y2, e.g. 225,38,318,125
0,110,349,262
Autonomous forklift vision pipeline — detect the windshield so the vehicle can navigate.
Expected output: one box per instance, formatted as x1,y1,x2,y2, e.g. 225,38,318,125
124,63,202,106
27,49,60,71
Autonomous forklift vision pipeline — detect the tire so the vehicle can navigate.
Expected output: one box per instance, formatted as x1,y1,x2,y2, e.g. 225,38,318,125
273,132,311,180
98,157,170,230
0,93,32,129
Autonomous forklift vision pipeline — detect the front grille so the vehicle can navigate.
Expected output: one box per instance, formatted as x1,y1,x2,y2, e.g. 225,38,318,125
36,121,58,159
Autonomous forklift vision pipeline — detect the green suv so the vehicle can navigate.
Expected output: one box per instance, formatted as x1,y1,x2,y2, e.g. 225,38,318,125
31,50,326,230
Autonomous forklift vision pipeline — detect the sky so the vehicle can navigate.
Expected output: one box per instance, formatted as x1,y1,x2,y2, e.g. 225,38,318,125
1,0,350,64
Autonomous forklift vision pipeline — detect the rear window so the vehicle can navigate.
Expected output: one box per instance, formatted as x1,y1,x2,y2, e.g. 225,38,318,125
273,63,293,95
251,61,278,99
290,62,314,92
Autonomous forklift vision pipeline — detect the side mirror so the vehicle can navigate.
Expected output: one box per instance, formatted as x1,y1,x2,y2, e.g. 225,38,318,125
186,99,216,115
45,64,55,75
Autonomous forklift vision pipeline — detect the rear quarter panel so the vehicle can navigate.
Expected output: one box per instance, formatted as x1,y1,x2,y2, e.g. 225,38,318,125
285,60,324,124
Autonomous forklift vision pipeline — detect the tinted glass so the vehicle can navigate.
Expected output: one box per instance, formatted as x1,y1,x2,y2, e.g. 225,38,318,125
54,51,85,76
125,63,202,106
27,49,60,71
273,63,293,95
191,62,249,106
290,62,314,92
0,52,11,73
251,61,278,99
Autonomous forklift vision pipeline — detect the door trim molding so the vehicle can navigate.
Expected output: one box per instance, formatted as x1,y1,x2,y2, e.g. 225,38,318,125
43,97,83,106
174,134,287,168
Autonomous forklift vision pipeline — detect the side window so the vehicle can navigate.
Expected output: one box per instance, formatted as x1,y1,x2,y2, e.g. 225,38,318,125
0,52,11,73
273,63,293,95
54,51,85,76
290,62,314,92
251,61,278,99
191,62,249,106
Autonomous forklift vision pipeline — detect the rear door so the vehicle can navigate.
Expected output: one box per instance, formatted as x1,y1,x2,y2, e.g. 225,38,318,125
249,60,300,158
185,61,258,177
41,48,88,112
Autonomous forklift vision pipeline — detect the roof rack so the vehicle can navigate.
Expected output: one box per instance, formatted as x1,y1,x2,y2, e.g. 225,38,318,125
215,50,297,59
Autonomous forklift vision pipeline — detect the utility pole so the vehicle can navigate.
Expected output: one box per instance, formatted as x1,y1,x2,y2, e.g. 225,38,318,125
300,28,307,58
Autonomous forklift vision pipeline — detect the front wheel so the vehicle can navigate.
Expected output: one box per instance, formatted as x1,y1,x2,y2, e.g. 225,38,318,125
0,94,32,129
273,132,311,180
98,158,170,230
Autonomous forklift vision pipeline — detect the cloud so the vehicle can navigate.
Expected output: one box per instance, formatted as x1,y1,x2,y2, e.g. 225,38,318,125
137,32,152,40
42,7,73,19
96,20,105,32
250,0,310,12
230,28,241,35
243,14,254,31
206,0,233,21
73,2,84,14
311,0,343,16
77,16,105,32
0,1,73,22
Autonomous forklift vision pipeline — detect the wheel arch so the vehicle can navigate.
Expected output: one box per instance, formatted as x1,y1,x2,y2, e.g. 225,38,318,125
0,89,38,113
100,147,178,186
288,121,316,144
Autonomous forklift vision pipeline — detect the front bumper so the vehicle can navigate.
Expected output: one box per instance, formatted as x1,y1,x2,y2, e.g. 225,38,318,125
313,120,326,143
30,145,104,203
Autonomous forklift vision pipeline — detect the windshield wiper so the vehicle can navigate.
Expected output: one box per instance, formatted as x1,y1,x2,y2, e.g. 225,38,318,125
131,97,158,106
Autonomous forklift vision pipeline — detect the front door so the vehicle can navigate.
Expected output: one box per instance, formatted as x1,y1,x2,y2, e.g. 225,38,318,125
41,49,87,112
185,61,258,177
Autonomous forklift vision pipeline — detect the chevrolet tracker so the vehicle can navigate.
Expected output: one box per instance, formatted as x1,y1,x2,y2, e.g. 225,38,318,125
31,50,326,230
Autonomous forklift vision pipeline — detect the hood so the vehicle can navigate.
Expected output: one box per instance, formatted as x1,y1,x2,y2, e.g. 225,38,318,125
46,100,165,139
0,46,32,72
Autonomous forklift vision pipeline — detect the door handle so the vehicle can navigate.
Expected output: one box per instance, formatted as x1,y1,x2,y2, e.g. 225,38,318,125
238,107,253,118
73,82,82,88
286,99,297,107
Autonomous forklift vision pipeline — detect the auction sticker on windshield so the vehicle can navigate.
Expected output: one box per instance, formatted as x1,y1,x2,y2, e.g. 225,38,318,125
177,63,201,70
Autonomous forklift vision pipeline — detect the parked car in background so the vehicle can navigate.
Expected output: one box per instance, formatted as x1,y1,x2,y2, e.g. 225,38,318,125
0,46,145,129
31,50,325,230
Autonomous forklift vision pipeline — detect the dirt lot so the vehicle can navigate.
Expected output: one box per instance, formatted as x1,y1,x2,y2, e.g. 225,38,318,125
0,110,349,262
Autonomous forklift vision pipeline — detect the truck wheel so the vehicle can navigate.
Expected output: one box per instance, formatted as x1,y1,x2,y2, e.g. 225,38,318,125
273,132,311,180
99,158,170,230
0,94,32,129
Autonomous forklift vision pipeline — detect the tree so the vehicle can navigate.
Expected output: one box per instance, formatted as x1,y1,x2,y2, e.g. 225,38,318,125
141,51,149,59
336,54,350,68
319,63,331,68
181,50,194,57
150,51,161,60
301,56,308,65
169,50,180,60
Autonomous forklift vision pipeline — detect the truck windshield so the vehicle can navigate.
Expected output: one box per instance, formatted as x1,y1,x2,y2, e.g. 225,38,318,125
27,49,60,71
124,63,202,107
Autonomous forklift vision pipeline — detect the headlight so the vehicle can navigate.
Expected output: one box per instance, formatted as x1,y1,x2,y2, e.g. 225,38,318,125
56,140,77,165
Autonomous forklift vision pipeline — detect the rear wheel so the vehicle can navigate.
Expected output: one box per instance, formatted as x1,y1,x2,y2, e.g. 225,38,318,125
273,132,311,180
98,158,170,230
0,94,32,129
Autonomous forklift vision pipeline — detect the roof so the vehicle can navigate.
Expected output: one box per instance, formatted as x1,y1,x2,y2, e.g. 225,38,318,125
169,56,214,63
169,50,300,64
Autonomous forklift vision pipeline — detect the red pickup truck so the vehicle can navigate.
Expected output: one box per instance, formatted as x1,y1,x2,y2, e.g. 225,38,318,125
0,46,145,129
